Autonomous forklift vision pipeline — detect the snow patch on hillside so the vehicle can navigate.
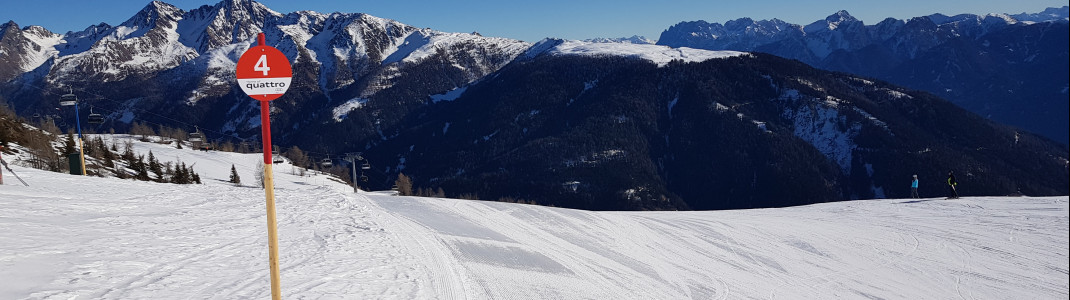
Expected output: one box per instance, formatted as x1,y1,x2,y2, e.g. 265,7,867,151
430,86,467,103
332,98,369,121
777,89,859,174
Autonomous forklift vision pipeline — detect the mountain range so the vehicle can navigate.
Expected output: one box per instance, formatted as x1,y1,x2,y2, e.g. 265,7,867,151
1,0,1067,210
658,7,1070,144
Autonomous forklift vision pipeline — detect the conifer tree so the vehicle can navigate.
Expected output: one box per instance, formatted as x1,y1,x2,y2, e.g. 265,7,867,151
229,164,241,186
63,132,77,155
173,162,190,184
148,151,163,180
134,155,150,181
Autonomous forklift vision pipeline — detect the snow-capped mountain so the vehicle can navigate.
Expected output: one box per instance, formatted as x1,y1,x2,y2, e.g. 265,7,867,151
0,22,64,82
0,0,530,133
658,7,1070,144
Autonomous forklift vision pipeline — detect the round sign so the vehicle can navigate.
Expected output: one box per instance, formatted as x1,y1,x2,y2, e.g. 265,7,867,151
236,45,293,101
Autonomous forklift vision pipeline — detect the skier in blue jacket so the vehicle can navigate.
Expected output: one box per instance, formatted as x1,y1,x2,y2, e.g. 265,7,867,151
911,175,919,198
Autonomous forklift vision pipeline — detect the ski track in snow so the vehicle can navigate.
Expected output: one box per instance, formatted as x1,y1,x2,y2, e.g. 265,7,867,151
1,135,1068,299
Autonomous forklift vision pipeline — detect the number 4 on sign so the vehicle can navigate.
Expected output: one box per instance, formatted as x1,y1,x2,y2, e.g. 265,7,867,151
255,55,271,76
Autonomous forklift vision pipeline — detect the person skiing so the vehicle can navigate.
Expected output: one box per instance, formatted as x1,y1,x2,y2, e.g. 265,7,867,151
947,170,959,199
911,174,919,198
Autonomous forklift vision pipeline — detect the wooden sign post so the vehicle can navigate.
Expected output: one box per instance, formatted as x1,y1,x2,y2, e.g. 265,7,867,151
236,32,292,300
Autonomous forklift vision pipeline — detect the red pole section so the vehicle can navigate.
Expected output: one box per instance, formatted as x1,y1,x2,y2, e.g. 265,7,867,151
260,101,272,165
258,32,265,47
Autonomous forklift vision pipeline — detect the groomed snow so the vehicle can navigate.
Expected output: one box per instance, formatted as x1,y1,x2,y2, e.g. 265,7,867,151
1,136,1067,299
548,40,747,67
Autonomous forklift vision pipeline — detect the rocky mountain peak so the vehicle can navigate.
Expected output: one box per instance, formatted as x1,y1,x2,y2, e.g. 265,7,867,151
179,0,282,52
1,20,17,32
805,10,861,33
120,1,184,30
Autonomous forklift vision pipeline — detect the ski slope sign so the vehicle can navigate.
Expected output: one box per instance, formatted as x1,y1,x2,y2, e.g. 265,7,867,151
236,34,292,101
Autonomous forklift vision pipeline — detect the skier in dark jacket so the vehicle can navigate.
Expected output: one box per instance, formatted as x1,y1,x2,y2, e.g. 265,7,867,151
947,170,959,199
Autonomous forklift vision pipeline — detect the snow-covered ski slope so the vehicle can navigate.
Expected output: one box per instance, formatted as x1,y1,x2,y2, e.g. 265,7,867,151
1,136,1067,299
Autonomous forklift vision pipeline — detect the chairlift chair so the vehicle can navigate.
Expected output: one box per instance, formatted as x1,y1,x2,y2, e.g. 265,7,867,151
361,162,371,170
320,157,333,168
87,107,104,124
189,132,204,142
87,113,104,124
360,175,368,182
59,93,77,106
272,146,284,164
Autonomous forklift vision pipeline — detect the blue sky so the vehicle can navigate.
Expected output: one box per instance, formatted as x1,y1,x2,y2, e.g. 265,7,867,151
1,0,1064,42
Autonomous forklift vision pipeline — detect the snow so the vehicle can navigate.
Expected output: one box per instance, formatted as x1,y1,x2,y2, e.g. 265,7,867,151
403,32,530,65
548,40,747,67
429,86,467,103
16,27,63,73
1,135,1068,299
382,32,431,65
331,97,369,122
885,89,912,99
777,89,858,174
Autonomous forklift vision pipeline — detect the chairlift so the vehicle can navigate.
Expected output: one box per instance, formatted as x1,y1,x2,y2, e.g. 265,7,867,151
87,107,104,124
360,175,368,182
320,157,333,168
59,93,77,106
272,146,283,164
189,132,204,142
87,113,104,124
32,113,40,118
361,162,371,170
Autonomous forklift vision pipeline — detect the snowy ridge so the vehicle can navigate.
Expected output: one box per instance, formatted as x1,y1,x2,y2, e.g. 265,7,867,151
546,39,747,67
0,135,1067,299
583,35,657,44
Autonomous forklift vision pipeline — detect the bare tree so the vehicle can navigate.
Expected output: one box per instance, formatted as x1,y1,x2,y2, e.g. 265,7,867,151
395,173,413,196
